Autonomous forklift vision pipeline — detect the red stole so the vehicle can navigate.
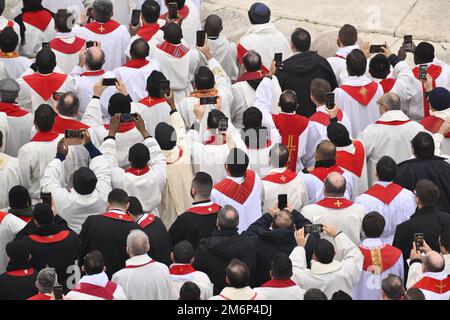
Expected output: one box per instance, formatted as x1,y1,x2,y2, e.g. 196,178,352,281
23,10,53,31
31,131,59,142
360,244,402,272
125,166,150,176
84,20,121,34
160,5,190,20
6,268,34,277
138,97,166,107
375,119,411,126
27,293,52,300
262,169,297,184
316,197,353,209
260,279,297,288
309,109,343,126
104,122,136,133
271,113,309,172
22,72,68,100
236,43,269,73
102,211,134,222
204,135,227,145
214,170,256,205
50,37,85,54
157,41,189,58
28,230,70,243
72,281,118,300
380,78,396,93
235,70,268,82
421,115,450,138
53,115,89,134
340,81,379,106
185,203,221,215
0,102,29,117
169,264,196,275
167,147,184,164
364,183,403,205
137,214,156,228
81,69,105,77
412,276,450,294
123,58,150,69
125,260,155,268
413,64,443,117
0,20,14,33
136,23,160,41
335,140,365,177
309,165,344,182
0,211,8,223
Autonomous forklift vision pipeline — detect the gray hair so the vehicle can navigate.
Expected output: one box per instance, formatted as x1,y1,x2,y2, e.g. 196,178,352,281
383,92,401,111
85,47,105,71
127,229,150,257
324,172,346,197
36,268,57,294
217,205,239,230
57,92,80,117
93,0,113,23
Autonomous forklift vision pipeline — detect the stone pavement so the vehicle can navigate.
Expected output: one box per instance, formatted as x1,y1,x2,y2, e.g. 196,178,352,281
199,0,450,64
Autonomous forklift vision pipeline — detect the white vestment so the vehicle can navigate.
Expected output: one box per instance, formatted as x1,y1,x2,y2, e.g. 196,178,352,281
0,17,21,49
125,24,165,59
0,56,31,80
169,263,214,300
20,12,55,58
50,32,85,74
0,212,26,274
327,45,360,85
208,35,238,81
0,104,33,157
406,265,450,300
0,153,21,209
429,109,450,155
131,98,170,137
65,272,127,300
254,279,305,300
210,286,265,300
310,106,353,140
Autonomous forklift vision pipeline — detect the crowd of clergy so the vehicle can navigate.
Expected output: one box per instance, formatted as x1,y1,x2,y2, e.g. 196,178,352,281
0,0,450,301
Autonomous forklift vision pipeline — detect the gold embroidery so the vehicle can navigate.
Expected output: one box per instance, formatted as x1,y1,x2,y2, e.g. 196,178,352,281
370,248,383,274
359,87,368,96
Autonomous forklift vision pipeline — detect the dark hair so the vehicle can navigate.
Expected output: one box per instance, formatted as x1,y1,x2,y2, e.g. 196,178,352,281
0,0,4,15
291,27,311,52
162,22,182,44
35,48,57,74
269,143,289,168
331,290,352,300
310,78,331,105
411,132,435,158
108,93,132,116
93,0,113,23
206,109,226,130
381,274,405,300
0,27,19,53
346,49,367,77
404,288,426,300
83,250,105,275
127,196,143,217
85,48,105,71
270,253,293,279
8,185,31,210
272,209,294,230
369,54,391,79
33,203,54,226
415,179,439,207
141,0,160,23
338,24,357,46
173,241,195,264
179,281,201,300
304,288,328,300
192,172,213,199
146,70,167,98
108,189,130,206
57,92,79,117
324,174,346,196
279,90,298,113
362,212,385,238
164,0,185,7
316,140,336,161
376,156,397,181
73,167,97,195
440,228,450,252
314,239,335,264
6,240,31,262
129,143,150,169
34,104,56,132
242,50,262,72
194,66,215,90
204,14,222,38
414,42,435,65
226,148,249,177
54,9,74,33
226,259,249,288
130,38,150,59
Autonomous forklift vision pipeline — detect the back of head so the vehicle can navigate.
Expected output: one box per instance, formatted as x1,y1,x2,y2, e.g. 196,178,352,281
291,27,311,52
83,250,105,275
165,0,185,8
331,290,352,300
73,167,97,195
217,205,239,230
381,274,405,300
85,47,105,71
35,48,57,74
54,9,74,33
440,228,450,254
324,172,346,197
404,288,426,300
194,66,215,90
108,189,129,208
429,87,450,112
310,78,331,105
422,251,445,273
127,229,150,256
191,171,213,199
304,288,328,300
369,54,391,79
33,203,54,226
338,24,358,47
6,240,31,262
314,239,335,264
130,38,150,60
108,93,131,116
226,148,249,177
179,281,201,300
243,106,262,129
269,143,289,168
279,90,298,113
270,253,293,280
0,0,4,15
162,22,182,45
248,2,271,25
173,240,195,264
376,156,397,182
23,0,43,10
346,49,367,77
155,122,176,150
362,211,385,238
316,140,336,161
415,179,439,208
327,122,352,147
204,14,223,38
127,196,143,217
411,132,435,159
382,92,401,111
414,42,435,65
207,109,226,130
93,0,113,23
37,268,57,294
34,104,56,132
146,70,167,98
142,0,160,24
129,143,150,169
272,209,294,230
0,78,20,103
243,50,262,72
57,92,79,117
9,185,31,210
0,27,19,53
226,259,249,288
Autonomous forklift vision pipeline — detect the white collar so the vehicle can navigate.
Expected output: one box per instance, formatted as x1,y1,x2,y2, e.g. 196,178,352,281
341,75,373,86
219,286,257,300
317,105,328,113
58,114,78,121
360,238,384,248
311,259,342,275
125,254,152,267
245,22,276,35
79,271,108,287
335,45,360,58
430,109,450,120
268,167,288,174
423,271,447,280
378,110,410,122
373,181,393,187
336,143,354,152
226,175,245,183
55,32,75,39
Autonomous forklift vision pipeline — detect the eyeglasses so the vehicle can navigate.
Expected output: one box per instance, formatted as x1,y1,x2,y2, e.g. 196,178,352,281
376,100,387,109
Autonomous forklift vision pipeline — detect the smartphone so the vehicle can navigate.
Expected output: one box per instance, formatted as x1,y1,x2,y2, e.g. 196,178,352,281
304,224,324,235
65,129,83,145
53,285,63,300
160,79,170,97
369,45,385,54
274,52,283,68
102,78,117,86
52,92,64,102
325,92,335,110
86,40,96,48
200,96,218,105
42,42,50,49
40,192,52,206
403,35,413,52
120,113,138,123
196,30,206,47
218,118,228,132
419,65,428,80
414,233,424,250
278,194,287,210
131,9,141,27
86,7,94,24
168,2,178,20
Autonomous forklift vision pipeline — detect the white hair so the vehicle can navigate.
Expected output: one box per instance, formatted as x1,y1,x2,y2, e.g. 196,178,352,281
127,229,150,257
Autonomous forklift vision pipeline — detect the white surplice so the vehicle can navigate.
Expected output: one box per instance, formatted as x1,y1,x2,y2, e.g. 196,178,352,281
406,264,450,300
0,212,26,274
65,271,127,300
169,263,214,300
310,105,353,140
254,279,305,300
210,286,266,300
131,99,171,137
0,104,33,157
20,13,55,58
50,32,85,74
327,45,360,85
0,153,21,209
208,35,238,82
0,55,32,80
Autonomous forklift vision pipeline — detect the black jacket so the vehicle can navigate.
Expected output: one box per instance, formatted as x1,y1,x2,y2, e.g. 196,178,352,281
276,51,338,118
0,262,37,300
395,156,450,212
243,211,319,287
193,229,256,295
140,216,172,266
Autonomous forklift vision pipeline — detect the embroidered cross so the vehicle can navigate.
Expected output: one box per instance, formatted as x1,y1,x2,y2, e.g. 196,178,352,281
280,175,287,182
359,87,368,96
148,97,153,104
286,135,296,166
98,25,106,33
334,200,343,208
436,283,447,292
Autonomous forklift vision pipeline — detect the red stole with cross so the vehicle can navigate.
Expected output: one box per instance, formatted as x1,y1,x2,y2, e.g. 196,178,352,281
214,170,256,204
340,81,379,106
0,102,29,117
185,203,221,215
335,140,365,177
421,115,450,138
262,169,297,184
359,244,402,273
316,197,353,209
138,213,157,228
138,97,166,107
22,72,68,100
364,183,403,205
413,64,443,117
84,20,121,34
310,109,343,126
412,277,450,294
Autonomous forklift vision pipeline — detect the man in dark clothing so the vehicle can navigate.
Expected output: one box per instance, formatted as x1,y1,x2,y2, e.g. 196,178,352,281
244,207,319,287
17,203,80,292
393,180,450,276
193,205,256,295
0,241,37,300
170,172,221,248
395,132,450,212
276,27,338,117
8,186,34,223
128,196,172,266
79,189,140,278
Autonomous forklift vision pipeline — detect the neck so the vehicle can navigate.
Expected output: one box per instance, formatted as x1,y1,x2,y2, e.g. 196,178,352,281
324,193,345,198
194,196,209,202
109,207,127,212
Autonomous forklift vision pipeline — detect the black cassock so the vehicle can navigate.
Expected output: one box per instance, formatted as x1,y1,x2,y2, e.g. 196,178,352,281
0,263,37,300
137,214,172,266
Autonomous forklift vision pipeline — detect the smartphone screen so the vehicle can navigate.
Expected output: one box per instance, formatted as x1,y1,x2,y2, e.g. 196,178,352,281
419,65,428,80
278,194,287,210
414,233,424,249
200,96,218,105
40,192,52,206
168,2,178,20
305,224,323,234
102,78,117,86
196,30,206,47
42,42,50,49
369,45,385,54
274,53,283,68
53,285,63,300
218,118,228,132
403,35,413,52
86,41,95,48
120,113,138,123
131,9,141,27
65,130,83,145
160,80,170,97
325,92,335,109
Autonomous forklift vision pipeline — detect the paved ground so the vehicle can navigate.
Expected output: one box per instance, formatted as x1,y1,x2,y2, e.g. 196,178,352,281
199,0,450,64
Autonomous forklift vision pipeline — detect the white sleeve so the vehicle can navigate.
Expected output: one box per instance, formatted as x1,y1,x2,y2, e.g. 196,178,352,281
253,77,273,113
121,28,132,65
17,147,32,190
406,261,424,289
80,98,103,127
301,124,321,169
40,158,71,212
170,111,187,143
90,140,114,200
144,137,167,191
289,246,308,287
391,61,418,101
335,233,364,287
4,214,26,235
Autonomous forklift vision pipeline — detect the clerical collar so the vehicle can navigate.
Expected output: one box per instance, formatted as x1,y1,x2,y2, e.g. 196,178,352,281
9,206,33,218
315,159,336,168
192,199,211,205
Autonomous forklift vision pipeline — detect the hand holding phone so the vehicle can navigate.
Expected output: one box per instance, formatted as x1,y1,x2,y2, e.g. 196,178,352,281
40,192,52,206
120,113,138,123
102,78,117,86
414,233,424,251
160,80,170,98
325,92,335,110
418,65,428,80
196,30,206,47
403,35,413,52
200,96,218,106
131,9,141,27
369,45,386,54
277,194,287,210
65,130,84,145
274,53,283,69
168,2,178,20
304,224,323,235
218,118,228,132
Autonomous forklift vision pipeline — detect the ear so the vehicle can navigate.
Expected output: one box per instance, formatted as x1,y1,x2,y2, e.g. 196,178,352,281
225,276,230,285
170,252,174,263
190,257,194,265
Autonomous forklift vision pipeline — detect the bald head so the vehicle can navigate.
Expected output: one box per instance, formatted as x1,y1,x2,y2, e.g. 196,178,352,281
243,50,262,72
85,47,105,71
316,140,336,161
422,251,445,273
217,205,239,230
272,209,294,230
204,14,223,38
130,38,150,60
324,172,346,197
379,92,401,113
126,230,150,257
